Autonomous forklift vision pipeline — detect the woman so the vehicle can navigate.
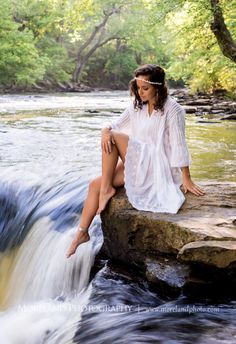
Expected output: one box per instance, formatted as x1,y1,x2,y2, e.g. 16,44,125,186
66,64,205,258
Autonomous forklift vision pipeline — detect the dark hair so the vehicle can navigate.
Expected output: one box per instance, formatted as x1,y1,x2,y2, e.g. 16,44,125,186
129,64,168,112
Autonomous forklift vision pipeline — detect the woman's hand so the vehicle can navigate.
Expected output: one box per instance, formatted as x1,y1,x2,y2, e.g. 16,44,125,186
182,177,205,196
101,128,115,154
181,166,205,196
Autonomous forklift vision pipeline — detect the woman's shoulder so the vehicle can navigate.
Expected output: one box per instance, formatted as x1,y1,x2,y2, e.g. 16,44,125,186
124,100,136,113
164,95,185,117
164,95,183,109
124,100,146,116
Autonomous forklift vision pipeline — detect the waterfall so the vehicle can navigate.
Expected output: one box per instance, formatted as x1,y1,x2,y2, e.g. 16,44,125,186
0,170,103,343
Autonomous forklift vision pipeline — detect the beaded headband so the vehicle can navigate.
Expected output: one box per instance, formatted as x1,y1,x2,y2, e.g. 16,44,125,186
134,77,163,85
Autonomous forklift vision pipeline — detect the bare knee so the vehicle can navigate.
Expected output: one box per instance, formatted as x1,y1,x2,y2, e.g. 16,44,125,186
88,177,101,193
111,130,121,141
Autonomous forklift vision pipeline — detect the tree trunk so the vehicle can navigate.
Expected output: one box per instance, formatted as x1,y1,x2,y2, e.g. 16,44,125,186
73,6,122,83
73,61,85,84
210,0,236,63
73,36,120,82
135,52,142,65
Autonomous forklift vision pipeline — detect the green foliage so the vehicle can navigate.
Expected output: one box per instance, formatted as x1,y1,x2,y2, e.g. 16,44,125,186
102,47,138,88
10,0,72,84
0,2,46,86
36,36,72,83
164,0,236,93
0,0,235,92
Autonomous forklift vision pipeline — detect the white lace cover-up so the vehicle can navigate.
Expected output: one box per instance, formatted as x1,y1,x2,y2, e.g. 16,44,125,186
105,96,191,214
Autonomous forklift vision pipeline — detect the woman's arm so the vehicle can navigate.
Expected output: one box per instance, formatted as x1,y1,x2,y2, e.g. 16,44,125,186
181,166,205,196
168,102,205,196
102,103,132,133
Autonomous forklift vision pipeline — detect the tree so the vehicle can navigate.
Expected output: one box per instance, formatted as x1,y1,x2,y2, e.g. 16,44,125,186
146,0,236,92
10,0,72,84
72,5,122,82
210,0,236,63
78,0,169,87
1,0,235,92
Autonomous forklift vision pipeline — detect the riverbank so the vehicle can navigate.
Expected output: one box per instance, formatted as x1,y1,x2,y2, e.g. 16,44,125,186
0,82,100,94
172,89,236,120
1,84,235,120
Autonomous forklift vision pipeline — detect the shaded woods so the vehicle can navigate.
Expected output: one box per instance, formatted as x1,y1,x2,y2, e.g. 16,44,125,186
0,0,235,94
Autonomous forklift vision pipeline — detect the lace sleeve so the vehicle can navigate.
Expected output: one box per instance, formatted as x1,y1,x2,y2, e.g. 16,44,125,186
168,103,191,168
102,103,132,134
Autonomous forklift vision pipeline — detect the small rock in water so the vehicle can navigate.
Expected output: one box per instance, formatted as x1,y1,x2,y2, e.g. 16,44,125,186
85,109,100,113
220,114,236,120
197,120,221,124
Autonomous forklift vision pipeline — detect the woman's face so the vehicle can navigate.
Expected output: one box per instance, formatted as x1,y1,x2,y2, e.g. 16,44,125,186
136,75,157,104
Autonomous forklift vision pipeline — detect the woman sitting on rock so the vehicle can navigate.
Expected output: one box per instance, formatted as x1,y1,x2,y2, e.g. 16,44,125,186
66,64,205,258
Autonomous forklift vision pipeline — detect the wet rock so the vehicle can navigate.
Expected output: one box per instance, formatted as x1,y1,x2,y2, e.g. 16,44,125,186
185,99,212,106
60,81,94,92
195,105,213,113
211,109,224,114
101,182,236,295
145,257,191,296
183,263,236,298
196,120,221,124
220,114,236,120
178,241,236,268
112,110,123,114
171,89,236,120
182,106,197,114
85,109,100,113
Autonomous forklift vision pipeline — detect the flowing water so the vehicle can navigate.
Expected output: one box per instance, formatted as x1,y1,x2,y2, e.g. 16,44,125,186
0,91,235,344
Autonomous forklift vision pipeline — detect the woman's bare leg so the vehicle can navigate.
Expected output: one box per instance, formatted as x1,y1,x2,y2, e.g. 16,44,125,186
97,130,129,214
66,161,125,258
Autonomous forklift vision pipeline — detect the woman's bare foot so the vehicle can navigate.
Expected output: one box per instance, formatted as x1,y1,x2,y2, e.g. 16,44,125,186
66,229,90,258
96,187,116,215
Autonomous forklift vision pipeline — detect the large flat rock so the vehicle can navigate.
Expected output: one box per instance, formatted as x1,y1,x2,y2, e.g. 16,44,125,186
101,182,236,264
101,182,236,294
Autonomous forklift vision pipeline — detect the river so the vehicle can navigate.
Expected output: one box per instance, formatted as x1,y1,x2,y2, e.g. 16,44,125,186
0,91,235,344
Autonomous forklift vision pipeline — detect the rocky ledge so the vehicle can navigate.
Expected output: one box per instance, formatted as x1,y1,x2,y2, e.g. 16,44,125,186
100,182,236,296
171,89,236,120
